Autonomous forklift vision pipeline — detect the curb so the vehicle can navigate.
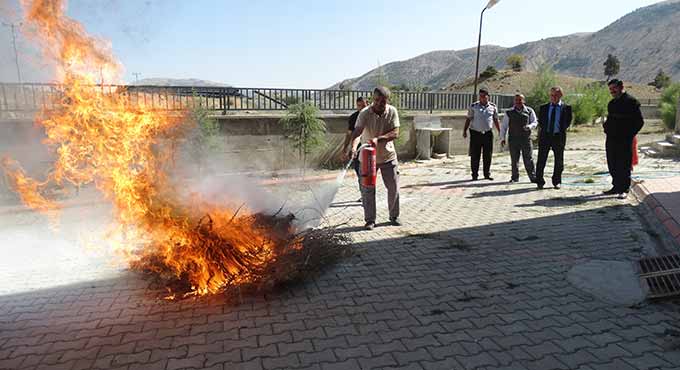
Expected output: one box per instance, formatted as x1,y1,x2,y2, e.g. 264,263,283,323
632,180,680,249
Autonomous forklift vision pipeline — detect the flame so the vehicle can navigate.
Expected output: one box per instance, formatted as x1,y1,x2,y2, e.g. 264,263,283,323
2,0,291,296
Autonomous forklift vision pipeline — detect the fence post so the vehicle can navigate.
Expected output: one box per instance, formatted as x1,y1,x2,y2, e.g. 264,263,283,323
221,88,227,115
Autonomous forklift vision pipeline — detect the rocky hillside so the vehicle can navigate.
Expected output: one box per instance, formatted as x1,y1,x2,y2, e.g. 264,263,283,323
449,70,661,99
335,0,680,91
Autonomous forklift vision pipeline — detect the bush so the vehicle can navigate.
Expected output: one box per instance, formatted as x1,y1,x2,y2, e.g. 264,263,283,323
649,70,672,89
660,83,680,130
526,65,556,109
280,102,327,170
565,84,610,126
479,66,498,80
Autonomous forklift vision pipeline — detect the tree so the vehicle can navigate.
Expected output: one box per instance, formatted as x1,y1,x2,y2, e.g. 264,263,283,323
280,102,327,171
526,64,556,110
659,83,680,130
649,70,672,89
603,54,620,81
506,54,524,72
479,65,498,80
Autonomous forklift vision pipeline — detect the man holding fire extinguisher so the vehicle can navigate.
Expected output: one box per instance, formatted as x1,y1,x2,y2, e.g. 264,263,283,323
348,86,401,231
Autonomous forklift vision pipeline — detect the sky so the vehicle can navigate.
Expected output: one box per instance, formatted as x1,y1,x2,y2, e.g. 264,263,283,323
0,0,665,88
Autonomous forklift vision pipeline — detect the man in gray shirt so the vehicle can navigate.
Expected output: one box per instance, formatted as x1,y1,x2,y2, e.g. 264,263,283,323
499,94,538,183
463,88,500,180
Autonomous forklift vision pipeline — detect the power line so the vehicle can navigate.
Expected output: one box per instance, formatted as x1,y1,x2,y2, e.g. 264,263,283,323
132,72,142,84
2,22,22,83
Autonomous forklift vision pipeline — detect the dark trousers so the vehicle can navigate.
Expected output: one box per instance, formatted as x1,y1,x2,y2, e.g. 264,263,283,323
536,133,565,186
606,135,633,192
508,135,536,182
469,130,493,178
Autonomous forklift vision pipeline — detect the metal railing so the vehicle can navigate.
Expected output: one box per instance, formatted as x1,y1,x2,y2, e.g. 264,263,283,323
0,83,515,115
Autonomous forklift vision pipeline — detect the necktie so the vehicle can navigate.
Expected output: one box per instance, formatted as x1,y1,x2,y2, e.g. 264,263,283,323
548,105,557,134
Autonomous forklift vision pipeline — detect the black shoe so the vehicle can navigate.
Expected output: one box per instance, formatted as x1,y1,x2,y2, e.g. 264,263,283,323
484,176,494,181
364,222,375,230
389,218,402,226
472,176,478,181
356,198,362,203
537,184,544,190
603,188,618,195
554,184,561,190
509,179,518,183
530,178,537,184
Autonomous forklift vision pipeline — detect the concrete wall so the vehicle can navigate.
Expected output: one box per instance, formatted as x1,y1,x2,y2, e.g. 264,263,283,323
214,112,477,172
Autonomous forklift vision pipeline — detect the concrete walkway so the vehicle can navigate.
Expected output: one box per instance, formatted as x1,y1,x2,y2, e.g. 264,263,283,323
2,148,680,370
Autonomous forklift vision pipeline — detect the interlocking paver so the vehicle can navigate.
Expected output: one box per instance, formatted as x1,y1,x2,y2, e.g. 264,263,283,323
3,145,680,370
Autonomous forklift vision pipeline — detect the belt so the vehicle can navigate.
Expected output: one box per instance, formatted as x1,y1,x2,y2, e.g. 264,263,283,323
471,129,492,134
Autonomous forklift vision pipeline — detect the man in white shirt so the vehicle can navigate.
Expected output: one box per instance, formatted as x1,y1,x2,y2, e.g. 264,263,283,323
499,94,537,183
463,88,500,181
348,87,400,230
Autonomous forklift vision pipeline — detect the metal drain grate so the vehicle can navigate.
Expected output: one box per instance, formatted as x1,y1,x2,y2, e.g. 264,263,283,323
639,254,680,299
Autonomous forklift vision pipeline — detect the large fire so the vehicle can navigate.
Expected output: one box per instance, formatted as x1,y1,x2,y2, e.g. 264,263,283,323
1,0,301,296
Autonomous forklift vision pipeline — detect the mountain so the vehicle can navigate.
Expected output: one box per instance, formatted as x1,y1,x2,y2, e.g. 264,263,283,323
131,78,230,87
334,0,680,91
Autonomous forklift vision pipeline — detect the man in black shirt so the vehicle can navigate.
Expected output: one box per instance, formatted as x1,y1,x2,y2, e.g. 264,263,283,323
603,79,644,199
341,97,368,197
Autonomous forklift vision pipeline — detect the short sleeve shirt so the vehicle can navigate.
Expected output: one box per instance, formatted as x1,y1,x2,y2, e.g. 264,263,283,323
467,101,499,132
355,104,400,164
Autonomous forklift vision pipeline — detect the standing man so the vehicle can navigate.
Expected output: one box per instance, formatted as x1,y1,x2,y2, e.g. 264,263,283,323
603,79,644,199
500,94,537,183
341,96,368,199
463,88,500,181
536,86,572,190
350,87,400,230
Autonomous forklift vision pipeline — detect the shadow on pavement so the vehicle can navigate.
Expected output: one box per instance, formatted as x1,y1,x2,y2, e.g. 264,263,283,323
515,193,611,208
466,187,537,198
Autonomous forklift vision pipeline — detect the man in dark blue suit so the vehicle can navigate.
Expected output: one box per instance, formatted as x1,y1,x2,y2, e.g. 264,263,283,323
536,86,573,190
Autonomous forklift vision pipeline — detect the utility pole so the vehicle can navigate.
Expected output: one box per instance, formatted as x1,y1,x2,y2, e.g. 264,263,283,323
2,22,22,83
472,0,500,100
132,72,142,84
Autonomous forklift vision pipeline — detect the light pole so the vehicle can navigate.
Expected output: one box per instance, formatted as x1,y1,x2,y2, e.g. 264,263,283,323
2,22,23,83
472,0,499,99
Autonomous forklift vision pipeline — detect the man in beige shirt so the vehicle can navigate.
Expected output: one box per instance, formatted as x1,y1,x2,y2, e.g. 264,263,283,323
348,86,400,230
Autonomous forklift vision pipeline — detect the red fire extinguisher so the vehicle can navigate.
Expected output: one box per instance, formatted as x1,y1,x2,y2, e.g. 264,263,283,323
359,142,377,188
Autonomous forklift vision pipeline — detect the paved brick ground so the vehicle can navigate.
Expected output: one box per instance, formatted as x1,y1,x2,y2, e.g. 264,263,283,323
2,146,680,370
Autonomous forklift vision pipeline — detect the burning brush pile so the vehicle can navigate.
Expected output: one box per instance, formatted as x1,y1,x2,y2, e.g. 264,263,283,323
1,0,350,299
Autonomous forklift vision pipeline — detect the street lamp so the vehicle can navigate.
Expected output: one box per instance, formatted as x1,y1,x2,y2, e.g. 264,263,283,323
1,22,22,83
472,0,500,100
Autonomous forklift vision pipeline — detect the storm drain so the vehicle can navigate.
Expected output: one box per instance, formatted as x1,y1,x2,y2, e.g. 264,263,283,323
638,254,680,299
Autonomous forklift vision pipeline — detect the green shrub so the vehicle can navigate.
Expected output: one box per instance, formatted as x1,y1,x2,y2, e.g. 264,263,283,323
480,66,498,80
660,83,680,130
565,84,610,126
280,102,327,170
